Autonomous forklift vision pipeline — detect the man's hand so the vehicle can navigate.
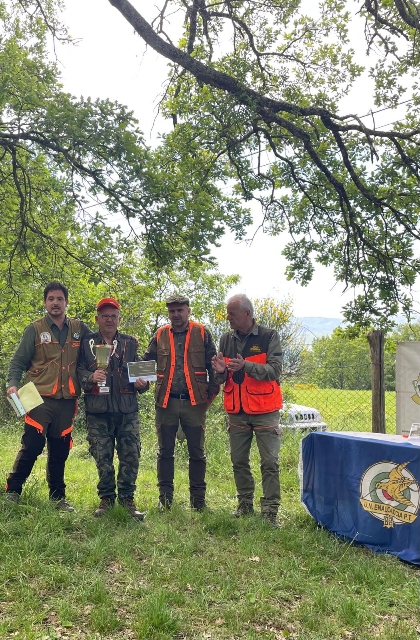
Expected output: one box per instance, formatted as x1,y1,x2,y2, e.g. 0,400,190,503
7,386,19,397
91,369,107,384
212,352,226,373
227,353,245,372
134,377,148,390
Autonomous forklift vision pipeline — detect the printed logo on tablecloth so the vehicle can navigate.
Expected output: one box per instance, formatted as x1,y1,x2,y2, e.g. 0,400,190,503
360,461,419,528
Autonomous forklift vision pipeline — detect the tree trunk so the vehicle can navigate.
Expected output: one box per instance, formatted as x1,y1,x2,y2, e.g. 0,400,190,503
367,330,386,433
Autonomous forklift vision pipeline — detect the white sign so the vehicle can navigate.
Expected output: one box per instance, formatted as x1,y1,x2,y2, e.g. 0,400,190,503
127,360,157,382
396,342,420,436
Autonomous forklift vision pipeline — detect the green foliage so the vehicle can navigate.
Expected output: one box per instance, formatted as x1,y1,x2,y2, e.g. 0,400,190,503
0,0,250,306
308,329,373,390
108,257,240,352
386,320,420,352
0,2,146,283
0,2,246,409
253,296,306,378
299,322,420,391
109,0,420,326
302,327,396,391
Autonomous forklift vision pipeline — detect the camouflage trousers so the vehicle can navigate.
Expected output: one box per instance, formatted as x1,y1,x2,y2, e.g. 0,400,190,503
86,412,141,500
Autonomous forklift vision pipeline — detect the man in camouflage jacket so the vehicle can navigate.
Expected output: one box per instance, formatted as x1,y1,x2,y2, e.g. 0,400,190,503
77,297,148,519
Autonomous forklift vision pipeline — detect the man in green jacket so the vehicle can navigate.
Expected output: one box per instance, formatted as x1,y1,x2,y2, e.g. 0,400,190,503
212,294,283,527
143,294,219,511
4,281,91,511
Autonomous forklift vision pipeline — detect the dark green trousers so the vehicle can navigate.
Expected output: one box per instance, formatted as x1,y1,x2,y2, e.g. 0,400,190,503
155,398,207,506
228,410,281,514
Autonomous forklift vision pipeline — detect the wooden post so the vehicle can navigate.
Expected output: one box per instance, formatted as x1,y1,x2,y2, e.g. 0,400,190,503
367,330,386,433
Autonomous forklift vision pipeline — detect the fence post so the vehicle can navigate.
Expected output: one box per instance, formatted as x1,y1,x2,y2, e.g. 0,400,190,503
367,330,385,433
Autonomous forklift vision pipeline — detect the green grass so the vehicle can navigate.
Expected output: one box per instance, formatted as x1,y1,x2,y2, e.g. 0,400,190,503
0,397,417,640
291,388,397,433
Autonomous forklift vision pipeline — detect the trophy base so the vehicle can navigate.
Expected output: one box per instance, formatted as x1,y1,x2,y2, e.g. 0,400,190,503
98,386,110,394
92,385,110,395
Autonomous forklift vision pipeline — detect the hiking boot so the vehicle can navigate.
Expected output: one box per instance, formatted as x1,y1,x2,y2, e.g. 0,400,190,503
93,497,114,517
119,497,145,521
232,501,254,518
262,512,280,528
54,498,76,513
4,491,20,504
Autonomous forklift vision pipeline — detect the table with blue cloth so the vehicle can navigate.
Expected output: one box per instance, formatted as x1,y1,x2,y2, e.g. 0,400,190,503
300,431,420,565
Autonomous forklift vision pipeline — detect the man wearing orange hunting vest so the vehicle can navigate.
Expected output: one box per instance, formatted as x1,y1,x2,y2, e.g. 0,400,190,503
212,294,283,527
4,282,91,511
143,294,219,511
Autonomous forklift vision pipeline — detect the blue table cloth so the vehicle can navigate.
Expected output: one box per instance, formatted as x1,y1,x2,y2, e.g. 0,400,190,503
300,431,420,565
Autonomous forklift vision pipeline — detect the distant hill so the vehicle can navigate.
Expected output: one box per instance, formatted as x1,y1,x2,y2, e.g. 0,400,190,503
295,314,413,343
295,317,344,342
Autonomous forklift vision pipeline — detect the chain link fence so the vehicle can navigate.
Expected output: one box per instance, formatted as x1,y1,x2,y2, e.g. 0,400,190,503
0,352,397,434
283,359,397,433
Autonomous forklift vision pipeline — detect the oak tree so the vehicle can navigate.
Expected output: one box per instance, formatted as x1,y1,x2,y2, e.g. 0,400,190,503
107,0,420,326
0,0,243,306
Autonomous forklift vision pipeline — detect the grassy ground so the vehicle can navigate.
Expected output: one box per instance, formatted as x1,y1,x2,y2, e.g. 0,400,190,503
291,389,397,433
0,396,418,640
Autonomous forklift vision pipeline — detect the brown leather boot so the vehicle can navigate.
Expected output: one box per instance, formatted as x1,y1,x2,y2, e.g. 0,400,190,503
93,496,114,517
119,497,145,521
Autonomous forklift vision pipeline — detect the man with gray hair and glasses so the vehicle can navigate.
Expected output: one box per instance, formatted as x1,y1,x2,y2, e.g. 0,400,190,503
78,297,148,520
212,294,283,527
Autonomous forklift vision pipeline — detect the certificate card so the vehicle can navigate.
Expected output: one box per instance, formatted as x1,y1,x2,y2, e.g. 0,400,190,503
127,360,157,382
7,381,44,417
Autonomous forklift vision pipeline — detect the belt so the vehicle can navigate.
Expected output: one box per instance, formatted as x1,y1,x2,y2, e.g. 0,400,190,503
169,393,190,400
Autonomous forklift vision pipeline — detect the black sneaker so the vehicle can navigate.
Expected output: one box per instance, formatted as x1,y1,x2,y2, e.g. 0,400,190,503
4,491,20,504
93,497,114,517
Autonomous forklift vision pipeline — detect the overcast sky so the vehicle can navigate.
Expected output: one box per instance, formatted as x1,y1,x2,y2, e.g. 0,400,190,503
52,0,414,319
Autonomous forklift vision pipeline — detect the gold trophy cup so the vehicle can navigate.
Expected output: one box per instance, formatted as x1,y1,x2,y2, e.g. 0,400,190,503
90,341,113,394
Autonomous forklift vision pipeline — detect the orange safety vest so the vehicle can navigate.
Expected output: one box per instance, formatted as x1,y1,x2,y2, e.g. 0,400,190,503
221,330,282,415
155,322,209,408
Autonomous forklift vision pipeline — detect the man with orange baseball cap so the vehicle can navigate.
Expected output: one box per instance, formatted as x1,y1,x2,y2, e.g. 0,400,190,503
78,297,148,520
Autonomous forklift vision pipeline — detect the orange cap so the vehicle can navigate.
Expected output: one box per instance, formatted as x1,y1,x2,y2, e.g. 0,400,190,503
97,297,120,311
